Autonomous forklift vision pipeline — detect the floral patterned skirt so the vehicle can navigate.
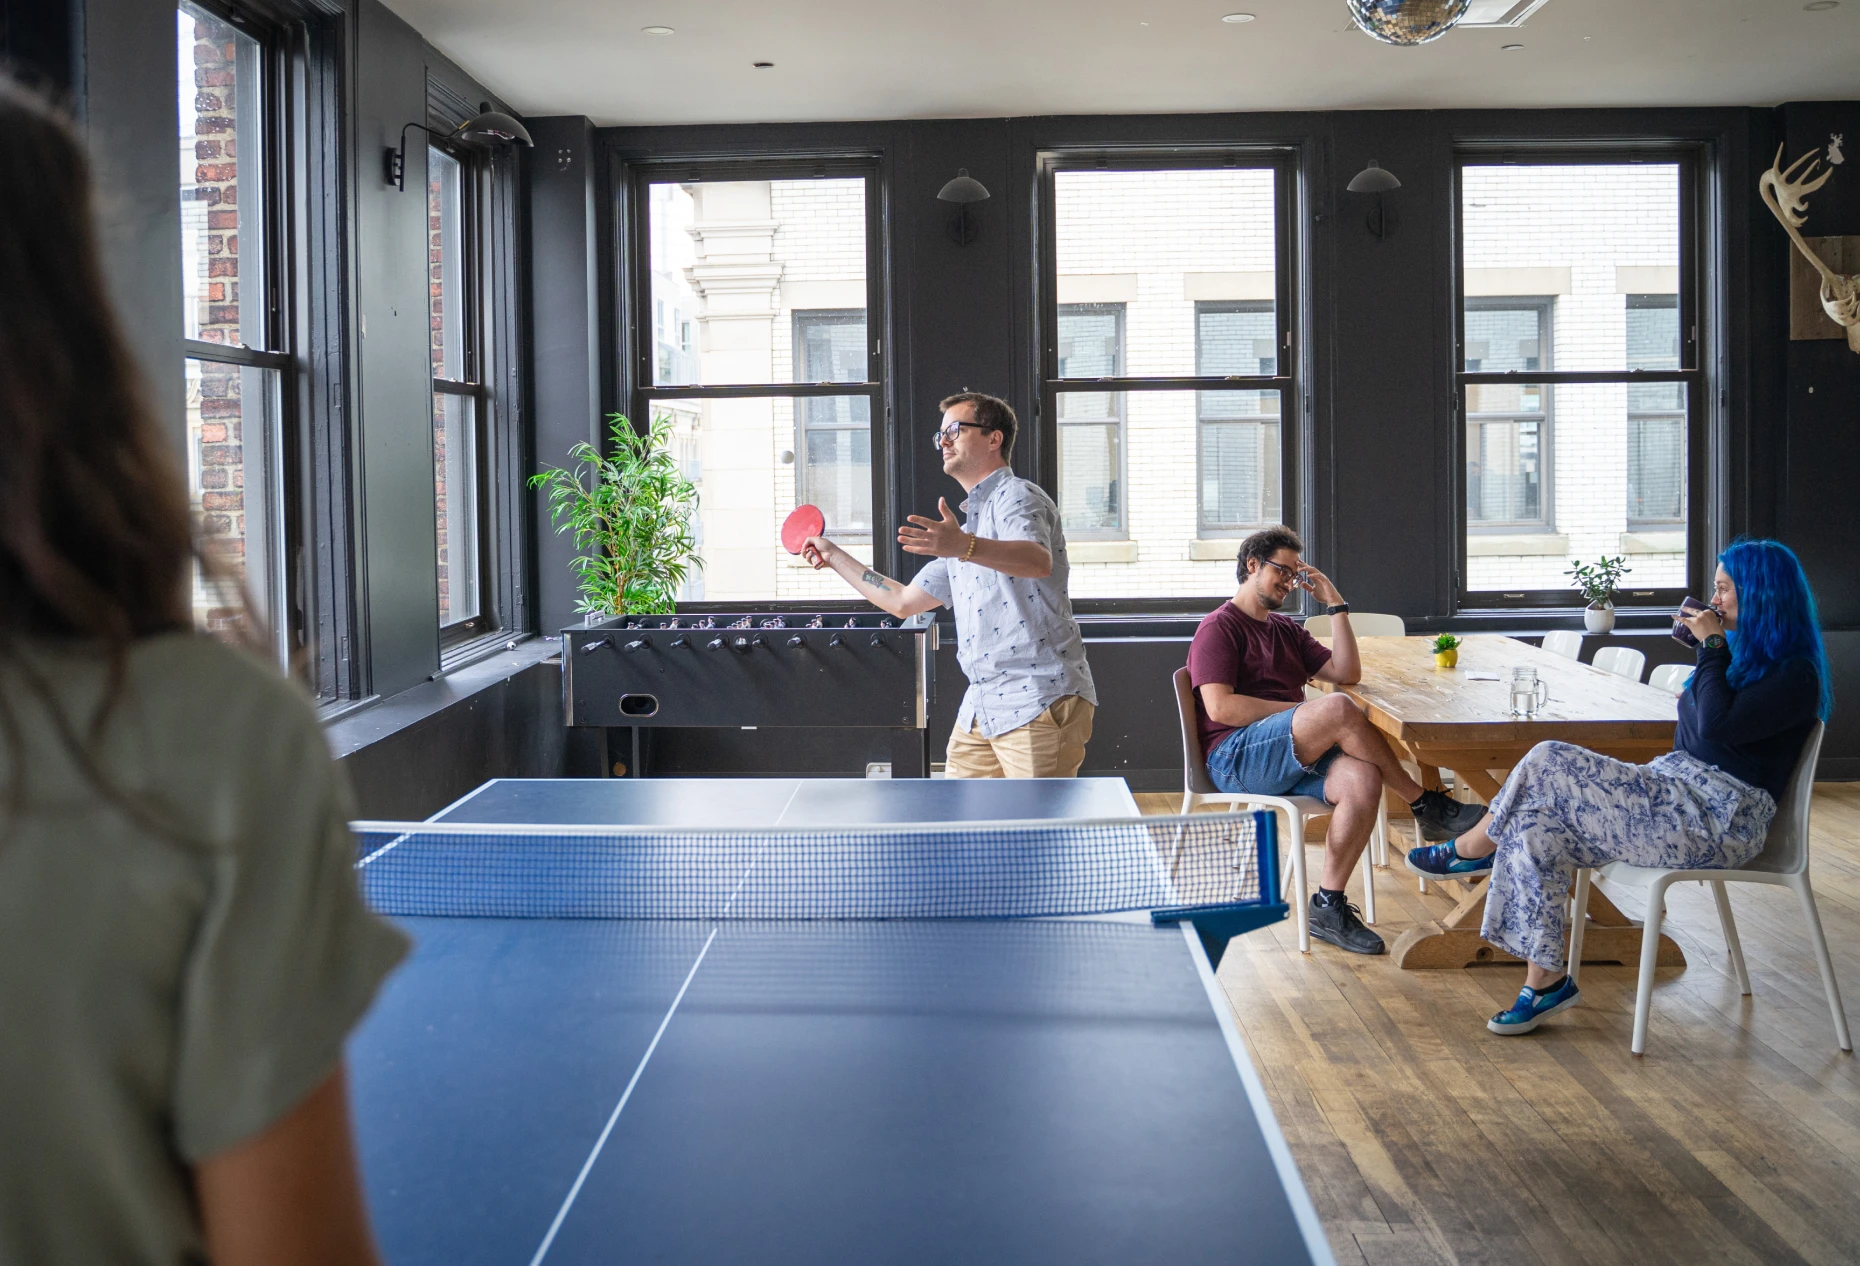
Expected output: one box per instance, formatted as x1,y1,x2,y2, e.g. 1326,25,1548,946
1479,742,1777,971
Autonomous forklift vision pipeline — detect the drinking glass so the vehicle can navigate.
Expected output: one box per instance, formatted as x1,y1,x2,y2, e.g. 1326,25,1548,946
1510,666,1549,718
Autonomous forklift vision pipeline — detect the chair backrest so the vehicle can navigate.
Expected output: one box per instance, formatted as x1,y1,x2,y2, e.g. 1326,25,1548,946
1303,612,1405,638
1540,630,1583,661
1744,721,1825,876
1648,663,1693,695
1172,667,1219,795
1592,646,1647,682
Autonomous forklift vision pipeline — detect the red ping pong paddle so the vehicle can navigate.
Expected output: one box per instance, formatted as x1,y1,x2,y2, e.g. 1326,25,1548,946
782,504,826,559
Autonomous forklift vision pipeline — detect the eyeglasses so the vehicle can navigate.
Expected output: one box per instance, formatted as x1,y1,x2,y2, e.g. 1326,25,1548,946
1259,558,1302,582
931,421,990,450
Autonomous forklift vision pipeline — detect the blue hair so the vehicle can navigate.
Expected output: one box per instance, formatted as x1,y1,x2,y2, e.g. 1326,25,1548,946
1717,538,1834,722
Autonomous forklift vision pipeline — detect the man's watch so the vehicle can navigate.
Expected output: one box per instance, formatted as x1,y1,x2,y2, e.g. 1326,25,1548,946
1326,603,1351,616
1702,632,1727,651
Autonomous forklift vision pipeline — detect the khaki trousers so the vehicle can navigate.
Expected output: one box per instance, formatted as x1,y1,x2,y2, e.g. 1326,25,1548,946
944,696,1095,779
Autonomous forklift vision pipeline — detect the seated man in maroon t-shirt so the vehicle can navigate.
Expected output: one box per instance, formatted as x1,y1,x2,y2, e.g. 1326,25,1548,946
1187,526,1486,955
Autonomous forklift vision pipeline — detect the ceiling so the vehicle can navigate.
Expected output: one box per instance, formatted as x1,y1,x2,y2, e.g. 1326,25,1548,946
383,0,1860,126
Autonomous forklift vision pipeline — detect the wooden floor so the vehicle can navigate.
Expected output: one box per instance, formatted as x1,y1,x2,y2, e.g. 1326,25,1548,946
1135,787,1860,1266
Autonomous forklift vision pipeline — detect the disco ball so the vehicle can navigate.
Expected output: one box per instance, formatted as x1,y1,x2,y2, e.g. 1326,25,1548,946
1345,0,1472,46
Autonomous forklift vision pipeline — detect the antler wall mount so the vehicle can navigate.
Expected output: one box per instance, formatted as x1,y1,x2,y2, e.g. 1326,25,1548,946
1759,144,1860,352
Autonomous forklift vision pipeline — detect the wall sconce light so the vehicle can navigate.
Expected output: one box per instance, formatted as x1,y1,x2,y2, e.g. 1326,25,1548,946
1346,159,1401,239
937,168,991,245
384,107,535,190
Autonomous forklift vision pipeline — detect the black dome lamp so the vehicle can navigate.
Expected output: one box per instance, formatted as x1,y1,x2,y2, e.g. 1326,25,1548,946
385,106,535,190
937,168,991,246
1346,159,1402,239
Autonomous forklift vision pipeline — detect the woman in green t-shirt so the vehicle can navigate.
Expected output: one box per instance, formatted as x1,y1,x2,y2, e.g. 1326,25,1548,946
0,75,407,1264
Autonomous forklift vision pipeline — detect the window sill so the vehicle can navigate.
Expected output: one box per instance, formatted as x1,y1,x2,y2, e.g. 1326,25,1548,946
437,630,533,678
1068,540,1140,564
1188,538,1245,562
1466,532,1569,557
1619,531,1685,554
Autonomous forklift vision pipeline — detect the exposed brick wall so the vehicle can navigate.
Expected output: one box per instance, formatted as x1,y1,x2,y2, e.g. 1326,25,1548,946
430,158,455,621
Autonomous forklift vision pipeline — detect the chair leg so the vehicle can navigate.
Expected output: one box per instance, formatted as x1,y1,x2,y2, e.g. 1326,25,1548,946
1631,877,1673,1056
1789,874,1853,1053
1289,812,1310,954
1710,881,1751,996
1360,833,1377,925
1414,818,1428,894
1567,868,1591,987
1373,795,1389,867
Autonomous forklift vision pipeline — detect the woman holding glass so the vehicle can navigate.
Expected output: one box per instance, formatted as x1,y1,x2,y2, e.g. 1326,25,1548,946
1407,539,1832,1035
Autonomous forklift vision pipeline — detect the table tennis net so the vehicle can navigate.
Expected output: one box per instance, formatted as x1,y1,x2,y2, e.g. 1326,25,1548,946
349,811,1277,921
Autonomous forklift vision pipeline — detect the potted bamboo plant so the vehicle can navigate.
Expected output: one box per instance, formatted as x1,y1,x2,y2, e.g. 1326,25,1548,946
1566,555,1631,634
529,414,701,617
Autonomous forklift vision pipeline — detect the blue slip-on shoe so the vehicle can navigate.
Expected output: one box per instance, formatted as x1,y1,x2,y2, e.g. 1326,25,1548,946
1487,976,1580,1035
1405,840,1495,881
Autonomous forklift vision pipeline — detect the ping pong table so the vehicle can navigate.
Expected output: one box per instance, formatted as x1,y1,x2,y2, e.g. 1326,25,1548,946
347,777,1333,1266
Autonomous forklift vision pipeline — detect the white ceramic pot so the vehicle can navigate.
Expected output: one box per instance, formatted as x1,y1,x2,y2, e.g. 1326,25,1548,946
1583,603,1616,634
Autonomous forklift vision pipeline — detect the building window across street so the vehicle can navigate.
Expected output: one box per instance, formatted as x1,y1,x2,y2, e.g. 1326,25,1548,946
793,309,873,537
428,142,490,644
1195,300,1281,535
1056,302,1126,538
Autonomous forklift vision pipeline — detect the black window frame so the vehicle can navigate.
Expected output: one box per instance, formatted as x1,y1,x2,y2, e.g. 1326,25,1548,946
619,155,889,610
1463,296,1555,535
1054,300,1128,540
1034,149,1300,608
1194,298,1284,536
1452,146,1706,612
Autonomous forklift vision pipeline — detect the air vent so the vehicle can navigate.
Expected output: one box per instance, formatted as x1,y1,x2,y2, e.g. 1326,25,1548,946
1460,0,1549,27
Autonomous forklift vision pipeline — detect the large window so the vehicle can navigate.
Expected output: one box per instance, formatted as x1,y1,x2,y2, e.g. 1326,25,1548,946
428,144,487,641
1457,157,1699,605
1041,158,1294,600
631,165,882,602
177,3,290,664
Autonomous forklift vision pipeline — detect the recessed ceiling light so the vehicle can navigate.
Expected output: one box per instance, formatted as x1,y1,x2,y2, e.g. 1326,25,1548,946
642,25,674,35
753,61,774,68
1221,12,1257,22
1501,42,1524,49
1804,1,1838,10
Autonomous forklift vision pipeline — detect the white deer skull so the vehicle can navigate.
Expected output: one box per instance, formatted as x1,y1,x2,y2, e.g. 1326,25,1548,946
1759,144,1860,352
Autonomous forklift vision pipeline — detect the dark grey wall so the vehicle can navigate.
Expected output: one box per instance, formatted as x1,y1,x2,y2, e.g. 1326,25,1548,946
79,0,186,468
526,114,607,633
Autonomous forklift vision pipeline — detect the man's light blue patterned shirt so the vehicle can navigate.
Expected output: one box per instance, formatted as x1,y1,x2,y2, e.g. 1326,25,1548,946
912,467,1096,739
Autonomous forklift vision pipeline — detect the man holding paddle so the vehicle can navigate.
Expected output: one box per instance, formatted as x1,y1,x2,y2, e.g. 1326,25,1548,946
798,392,1097,778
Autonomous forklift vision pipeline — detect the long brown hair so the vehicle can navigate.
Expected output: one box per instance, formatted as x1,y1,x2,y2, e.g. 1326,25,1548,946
0,74,196,813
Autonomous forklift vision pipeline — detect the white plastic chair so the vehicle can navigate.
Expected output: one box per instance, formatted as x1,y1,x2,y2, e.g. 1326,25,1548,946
1303,612,1407,638
1649,663,1693,695
1591,646,1647,682
1173,668,1378,953
1568,722,1850,1055
1540,630,1583,661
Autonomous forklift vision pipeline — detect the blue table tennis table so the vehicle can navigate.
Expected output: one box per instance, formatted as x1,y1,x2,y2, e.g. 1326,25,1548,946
347,777,1333,1266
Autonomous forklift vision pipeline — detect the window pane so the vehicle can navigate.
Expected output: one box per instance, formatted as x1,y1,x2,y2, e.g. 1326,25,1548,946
428,147,464,381
1054,168,1277,378
1196,302,1276,383
1465,382,1688,593
1200,410,1283,533
177,4,265,347
1464,304,1546,373
186,357,281,655
649,178,867,386
1057,303,1122,378
434,392,480,627
1461,164,1679,373
650,394,873,602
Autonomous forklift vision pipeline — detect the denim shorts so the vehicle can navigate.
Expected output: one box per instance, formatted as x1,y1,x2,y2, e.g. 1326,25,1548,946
1206,704,1339,802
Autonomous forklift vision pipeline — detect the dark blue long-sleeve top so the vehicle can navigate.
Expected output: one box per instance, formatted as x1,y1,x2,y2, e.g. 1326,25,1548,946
1674,642,1821,801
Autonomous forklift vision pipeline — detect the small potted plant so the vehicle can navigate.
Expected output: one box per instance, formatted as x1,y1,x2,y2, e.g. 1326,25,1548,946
1431,633,1460,668
1566,555,1631,634
529,413,701,617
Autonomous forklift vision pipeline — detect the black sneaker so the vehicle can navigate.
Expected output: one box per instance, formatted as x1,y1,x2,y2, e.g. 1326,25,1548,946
1410,790,1489,842
1308,895,1386,955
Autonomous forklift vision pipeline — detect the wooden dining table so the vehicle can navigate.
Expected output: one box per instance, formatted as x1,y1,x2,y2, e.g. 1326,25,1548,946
1310,634,1683,970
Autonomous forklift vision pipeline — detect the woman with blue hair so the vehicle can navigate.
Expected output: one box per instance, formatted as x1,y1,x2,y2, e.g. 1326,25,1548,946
1408,539,1832,1035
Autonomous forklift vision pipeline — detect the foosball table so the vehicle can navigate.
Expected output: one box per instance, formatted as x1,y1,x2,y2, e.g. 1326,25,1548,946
563,611,939,776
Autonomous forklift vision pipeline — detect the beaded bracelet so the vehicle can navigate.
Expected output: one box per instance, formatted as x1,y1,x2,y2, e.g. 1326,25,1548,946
963,532,978,562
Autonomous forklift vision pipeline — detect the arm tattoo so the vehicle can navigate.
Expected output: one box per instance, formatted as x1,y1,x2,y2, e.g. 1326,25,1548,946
859,568,893,592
